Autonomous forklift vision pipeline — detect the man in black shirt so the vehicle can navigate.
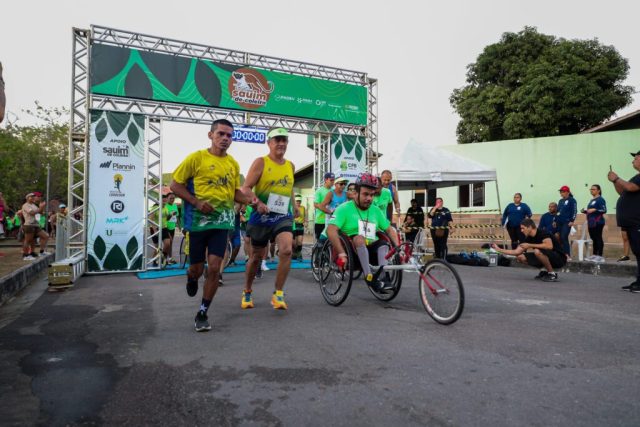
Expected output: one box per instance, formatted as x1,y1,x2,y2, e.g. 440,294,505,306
608,150,640,292
405,198,425,228
491,218,566,282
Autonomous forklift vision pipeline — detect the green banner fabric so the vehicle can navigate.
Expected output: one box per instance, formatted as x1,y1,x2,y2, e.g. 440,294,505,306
330,134,367,183
90,44,368,126
87,110,146,272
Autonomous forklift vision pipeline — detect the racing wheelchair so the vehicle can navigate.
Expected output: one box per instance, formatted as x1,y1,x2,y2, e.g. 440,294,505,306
317,230,465,325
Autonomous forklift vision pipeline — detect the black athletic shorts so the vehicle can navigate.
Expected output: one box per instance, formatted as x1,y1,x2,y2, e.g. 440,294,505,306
524,249,566,269
293,226,304,237
314,223,325,240
189,228,229,264
247,219,293,248
151,228,171,244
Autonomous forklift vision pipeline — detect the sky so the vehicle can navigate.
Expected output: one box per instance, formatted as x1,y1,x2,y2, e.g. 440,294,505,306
2,0,639,176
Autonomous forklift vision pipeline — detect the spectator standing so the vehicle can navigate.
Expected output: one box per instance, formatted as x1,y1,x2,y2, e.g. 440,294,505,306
618,230,631,262
608,151,640,292
405,198,425,229
21,193,50,260
313,173,334,240
372,177,393,217
380,170,401,222
292,195,307,261
0,192,6,239
539,202,559,238
581,184,607,258
501,193,533,249
557,185,577,258
428,197,453,259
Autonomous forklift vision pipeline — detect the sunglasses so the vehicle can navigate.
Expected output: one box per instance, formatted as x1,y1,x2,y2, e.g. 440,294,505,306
336,182,346,186
272,136,289,143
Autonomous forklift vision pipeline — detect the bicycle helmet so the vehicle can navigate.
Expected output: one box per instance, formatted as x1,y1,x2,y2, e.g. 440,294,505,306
355,172,378,189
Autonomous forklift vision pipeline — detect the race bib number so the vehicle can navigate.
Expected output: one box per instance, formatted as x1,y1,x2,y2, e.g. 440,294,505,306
35,214,42,222
267,193,290,215
358,220,376,240
169,212,178,223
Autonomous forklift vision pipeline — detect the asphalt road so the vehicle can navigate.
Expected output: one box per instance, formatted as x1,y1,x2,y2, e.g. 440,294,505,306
0,263,639,426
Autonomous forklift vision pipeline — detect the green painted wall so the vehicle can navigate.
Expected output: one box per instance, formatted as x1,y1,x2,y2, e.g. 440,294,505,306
435,129,639,214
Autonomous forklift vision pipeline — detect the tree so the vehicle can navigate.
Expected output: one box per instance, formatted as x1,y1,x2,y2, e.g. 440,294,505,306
450,27,635,144
0,103,69,211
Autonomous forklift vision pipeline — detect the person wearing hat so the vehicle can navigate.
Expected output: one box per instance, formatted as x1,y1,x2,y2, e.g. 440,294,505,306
292,194,307,261
319,175,349,227
241,127,298,310
608,151,640,292
170,119,251,332
314,172,335,240
556,185,577,258
20,192,50,260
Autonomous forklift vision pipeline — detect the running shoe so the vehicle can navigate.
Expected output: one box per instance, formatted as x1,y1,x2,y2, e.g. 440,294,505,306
218,274,224,287
194,310,211,332
621,282,637,291
261,260,270,271
186,277,198,297
255,267,263,279
542,272,558,282
617,255,630,262
534,270,548,280
241,290,254,309
271,291,288,310
630,284,640,293
39,251,52,256
166,258,177,265
23,255,36,261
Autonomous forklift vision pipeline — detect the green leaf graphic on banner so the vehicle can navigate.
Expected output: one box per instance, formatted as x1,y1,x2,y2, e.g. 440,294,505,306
334,141,343,159
106,111,128,137
195,61,222,106
125,64,153,100
103,245,128,270
94,235,106,260
355,142,363,162
343,137,355,153
95,119,108,142
90,110,104,124
127,123,139,146
88,254,101,272
90,44,131,86
129,254,143,270
133,114,145,129
126,236,139,259
140,50,191,96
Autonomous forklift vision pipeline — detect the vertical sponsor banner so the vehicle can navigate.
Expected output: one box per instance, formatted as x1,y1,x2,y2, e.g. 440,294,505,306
330,134,367,183
87,110,145,272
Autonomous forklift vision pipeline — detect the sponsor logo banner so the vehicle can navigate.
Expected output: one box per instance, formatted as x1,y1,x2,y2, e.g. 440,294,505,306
90,44,368,126
330,134,367,184
88,110,145,272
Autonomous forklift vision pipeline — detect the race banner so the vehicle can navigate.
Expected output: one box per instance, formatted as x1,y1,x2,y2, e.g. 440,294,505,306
90,44,368,126
87,110,145,272
330,134,367,183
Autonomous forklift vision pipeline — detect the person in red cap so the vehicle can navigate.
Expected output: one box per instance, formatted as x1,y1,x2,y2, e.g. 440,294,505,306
556,185,577,259
608,151,640,292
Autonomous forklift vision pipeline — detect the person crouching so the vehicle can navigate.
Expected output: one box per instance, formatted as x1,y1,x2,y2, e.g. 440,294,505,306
491,218,566,282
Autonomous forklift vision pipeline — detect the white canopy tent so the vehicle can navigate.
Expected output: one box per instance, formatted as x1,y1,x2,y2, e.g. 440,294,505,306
380,139,502,210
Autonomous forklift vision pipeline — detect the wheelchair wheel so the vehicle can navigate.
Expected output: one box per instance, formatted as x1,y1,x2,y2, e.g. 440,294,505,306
311,241,324,282
319,235,354,306
223,240,233,269
368,249,403,302
179,232,189,269
418,259,464,325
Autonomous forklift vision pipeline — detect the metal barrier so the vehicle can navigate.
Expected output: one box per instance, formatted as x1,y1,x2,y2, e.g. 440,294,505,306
48,252,86,289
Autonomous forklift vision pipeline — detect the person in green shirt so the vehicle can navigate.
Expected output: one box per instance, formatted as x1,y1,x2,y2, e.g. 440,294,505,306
372,177,393,217
327,172,399,294
313,172,334,240
164,192,180,264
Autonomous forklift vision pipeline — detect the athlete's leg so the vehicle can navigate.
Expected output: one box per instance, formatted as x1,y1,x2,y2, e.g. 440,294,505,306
352,235,371,277
533,248,553,272
245,245,266,292
274,230,293,291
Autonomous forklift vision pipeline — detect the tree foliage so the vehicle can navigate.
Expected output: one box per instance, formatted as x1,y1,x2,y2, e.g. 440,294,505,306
0,102,69,210
450,27,635,144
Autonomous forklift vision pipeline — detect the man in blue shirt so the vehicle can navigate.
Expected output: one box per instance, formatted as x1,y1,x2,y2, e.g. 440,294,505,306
539,202,559,239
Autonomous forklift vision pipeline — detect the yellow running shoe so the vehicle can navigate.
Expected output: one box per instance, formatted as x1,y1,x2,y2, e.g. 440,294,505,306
271,290,288,310
241,290,254,309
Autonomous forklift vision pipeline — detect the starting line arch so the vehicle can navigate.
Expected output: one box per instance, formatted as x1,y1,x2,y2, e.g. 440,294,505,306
68,25,378,273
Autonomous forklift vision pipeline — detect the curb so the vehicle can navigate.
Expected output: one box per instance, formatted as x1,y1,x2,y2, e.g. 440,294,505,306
0,254,54,307
509,258,636,278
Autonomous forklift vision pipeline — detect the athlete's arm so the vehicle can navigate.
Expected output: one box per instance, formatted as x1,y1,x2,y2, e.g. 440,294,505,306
319,192,334,214
326,224,347,262
242,157,268,214
491,243,525,256
520,237,553,251
170,180,213,214
384,225,399,247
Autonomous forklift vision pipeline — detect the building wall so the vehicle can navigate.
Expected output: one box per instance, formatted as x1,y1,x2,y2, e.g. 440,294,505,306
435,129,639,215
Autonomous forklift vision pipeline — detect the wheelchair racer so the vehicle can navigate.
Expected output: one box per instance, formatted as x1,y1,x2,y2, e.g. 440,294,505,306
326,172,400,293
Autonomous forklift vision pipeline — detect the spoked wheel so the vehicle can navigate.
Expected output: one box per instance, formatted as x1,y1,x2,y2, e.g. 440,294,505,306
368,249,403,302
418,259,464,325
179,233,189,269
311,241,324,282
319,236,354,306
223,240,233,269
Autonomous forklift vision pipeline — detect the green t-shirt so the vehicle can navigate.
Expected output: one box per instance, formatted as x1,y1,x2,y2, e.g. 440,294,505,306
328,200,390,244
165,203,179,231
314,186,331,223
372,188,392,214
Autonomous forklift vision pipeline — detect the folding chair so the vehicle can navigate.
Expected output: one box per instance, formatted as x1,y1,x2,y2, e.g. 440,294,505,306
571,222,592,261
